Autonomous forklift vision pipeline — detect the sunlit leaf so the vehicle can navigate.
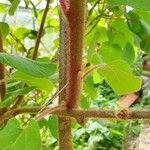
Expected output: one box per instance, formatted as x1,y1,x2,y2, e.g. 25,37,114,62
11,71,54,92
98,60,142,95
100,42,122,62
122,43,135,64
0,3,7,14
0,22,9,38
8,0,20,15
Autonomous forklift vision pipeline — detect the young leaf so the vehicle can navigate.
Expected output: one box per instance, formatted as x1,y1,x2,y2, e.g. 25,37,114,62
0,53,56,78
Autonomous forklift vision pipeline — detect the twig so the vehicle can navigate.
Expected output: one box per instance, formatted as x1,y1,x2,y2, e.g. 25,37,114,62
36,83,68,116
82,64,106,79
11,95,24,109
32,0,51,60
88,0,101,20
87,1,106,35
9,33,27,52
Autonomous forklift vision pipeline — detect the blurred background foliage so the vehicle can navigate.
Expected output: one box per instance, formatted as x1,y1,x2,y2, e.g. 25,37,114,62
0,0,150,149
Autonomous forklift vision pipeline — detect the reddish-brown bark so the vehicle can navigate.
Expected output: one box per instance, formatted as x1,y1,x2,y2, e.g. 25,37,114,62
60,0,86,109
0,31,6,101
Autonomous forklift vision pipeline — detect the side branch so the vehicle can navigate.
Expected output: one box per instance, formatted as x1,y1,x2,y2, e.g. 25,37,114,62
0,107,41,125
1,107,150,125
36,107,150,121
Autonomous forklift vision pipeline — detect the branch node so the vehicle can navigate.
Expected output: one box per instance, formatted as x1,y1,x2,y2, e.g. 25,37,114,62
116,109,129,120
76,116,86,126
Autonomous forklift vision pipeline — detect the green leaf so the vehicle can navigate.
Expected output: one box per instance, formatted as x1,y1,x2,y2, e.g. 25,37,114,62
11,71,54,92
13,27,31,40
0,3,7,14
107,0,150,11
12,119,41,150
98,60,142,95
7,80,23,92
140,36,150,54
91,52,103,65
126,11,142,34
109,128,123,137
126,11,150,54
110,20,134,47
8,0,20,15
135,10,150,25
100,42,122,62
0,53,56,78
48,116,58,139
0,119,41,150
92,71,103,84
86,27,108,62
0,87,35,108
111,6,123,17
84,76,97,99
126,11,150,40
122,43,135,64
0,118,22,150
80,95,90,109
0,22,9,38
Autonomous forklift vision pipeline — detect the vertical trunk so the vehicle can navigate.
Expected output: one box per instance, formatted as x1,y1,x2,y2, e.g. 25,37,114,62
58,12,72,150
0,31,6,101
58,0,86,149
66,0,86,108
